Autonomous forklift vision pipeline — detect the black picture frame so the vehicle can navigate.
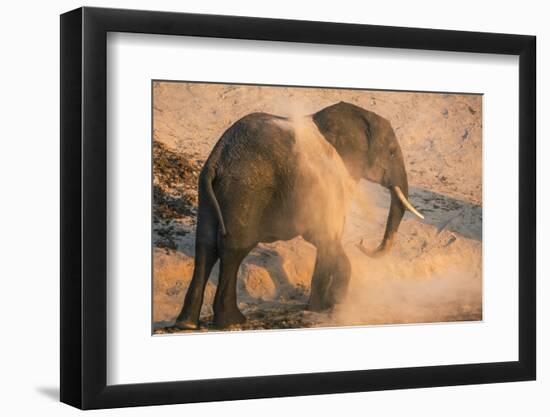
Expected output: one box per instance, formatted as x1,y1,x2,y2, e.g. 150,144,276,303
60,6,536,410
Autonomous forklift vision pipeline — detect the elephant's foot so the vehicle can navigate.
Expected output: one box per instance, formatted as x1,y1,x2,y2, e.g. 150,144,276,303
306,297,334,313
173,316,200,331
214,307,246,329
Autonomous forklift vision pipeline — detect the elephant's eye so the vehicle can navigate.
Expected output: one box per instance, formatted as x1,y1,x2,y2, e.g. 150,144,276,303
390,150,396,158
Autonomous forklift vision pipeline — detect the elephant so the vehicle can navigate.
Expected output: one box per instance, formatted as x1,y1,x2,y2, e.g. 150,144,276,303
174,101,423,330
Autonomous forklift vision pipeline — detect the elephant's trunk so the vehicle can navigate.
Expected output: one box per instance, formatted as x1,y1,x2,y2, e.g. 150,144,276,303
357,183,423,258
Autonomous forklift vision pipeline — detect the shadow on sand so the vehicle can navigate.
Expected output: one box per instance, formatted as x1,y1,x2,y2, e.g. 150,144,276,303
409,186,481,241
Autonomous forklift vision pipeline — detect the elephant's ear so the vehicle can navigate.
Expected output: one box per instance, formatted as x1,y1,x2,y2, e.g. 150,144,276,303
361,110,382,148
311,114,341,150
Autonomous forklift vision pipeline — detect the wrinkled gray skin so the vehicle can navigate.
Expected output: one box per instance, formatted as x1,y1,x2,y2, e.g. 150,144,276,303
175,102,409,329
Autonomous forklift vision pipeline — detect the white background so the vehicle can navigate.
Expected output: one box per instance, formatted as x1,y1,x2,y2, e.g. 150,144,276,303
108,34,518,384
0,0,546,416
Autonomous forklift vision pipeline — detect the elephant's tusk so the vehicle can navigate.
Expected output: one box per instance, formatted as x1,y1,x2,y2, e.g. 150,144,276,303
393,186,424,220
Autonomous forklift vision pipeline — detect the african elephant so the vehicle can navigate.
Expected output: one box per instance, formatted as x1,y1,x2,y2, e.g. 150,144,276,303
174,101,423,329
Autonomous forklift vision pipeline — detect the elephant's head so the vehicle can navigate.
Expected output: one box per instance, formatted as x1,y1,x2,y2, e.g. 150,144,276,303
312,101,423,257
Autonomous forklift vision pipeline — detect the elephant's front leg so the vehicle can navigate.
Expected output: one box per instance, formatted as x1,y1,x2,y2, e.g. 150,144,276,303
308,248,332,312
308,242,351,312
326,243,351,306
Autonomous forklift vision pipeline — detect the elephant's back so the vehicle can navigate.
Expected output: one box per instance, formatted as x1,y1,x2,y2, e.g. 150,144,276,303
202,112,354,243
200,113,300,242
207,112,300,187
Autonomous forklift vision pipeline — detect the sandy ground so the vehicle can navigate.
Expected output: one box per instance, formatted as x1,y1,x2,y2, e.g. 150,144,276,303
152,81,482,333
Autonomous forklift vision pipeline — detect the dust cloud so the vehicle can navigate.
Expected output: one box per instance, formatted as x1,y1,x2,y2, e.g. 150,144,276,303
275,115,482,327
329,181,482,326
275,115,357,242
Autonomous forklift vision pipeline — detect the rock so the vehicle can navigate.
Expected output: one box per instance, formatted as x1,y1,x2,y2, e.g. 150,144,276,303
257,240,315,296
276,240,316,289
239,263,277,300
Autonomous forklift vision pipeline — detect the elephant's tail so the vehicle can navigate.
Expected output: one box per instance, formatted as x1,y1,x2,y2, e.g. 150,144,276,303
203,170,227,237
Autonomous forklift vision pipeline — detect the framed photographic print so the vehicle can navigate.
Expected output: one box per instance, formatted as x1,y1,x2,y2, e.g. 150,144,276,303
60,6,536,410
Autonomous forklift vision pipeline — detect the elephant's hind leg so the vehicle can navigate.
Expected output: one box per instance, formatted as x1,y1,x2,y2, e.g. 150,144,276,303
174,209,219,330
213,247,251,329
174,244,218,330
